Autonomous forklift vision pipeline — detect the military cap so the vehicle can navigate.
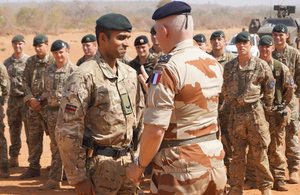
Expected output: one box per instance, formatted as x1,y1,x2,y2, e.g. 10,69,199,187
210,30,225,40
65,41,70,50
12,35,25,43
272,23,288,34
33,33,48,46
134,35,149,46
152,1,191,20
96,13,132,32
81,34,96,43
150,25,156,35
51,40,66,51
193,34,206,43
259,35,274,46
235,31,251,43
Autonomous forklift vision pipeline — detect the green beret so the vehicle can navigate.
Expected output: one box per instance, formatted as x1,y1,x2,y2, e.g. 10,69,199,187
210,30,225,40
272,24,288,34
193,34,206,43
235,31,251,43
33,33,48,46
81,34,96,43
150,25,156,35
259,35,274,46
65,41,70,50
51,40,66,51
134,35,149,46
12,35,25,43
96,13,132,32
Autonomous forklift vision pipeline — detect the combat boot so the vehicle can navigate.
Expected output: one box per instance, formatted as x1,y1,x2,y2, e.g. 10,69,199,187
0,166,9,178
244,179,257,190
260,188,272,195
273,179,288,191
8,156,19,167
39,179,61,190
289,172,299,184
227,187,243,195
20,167,40,179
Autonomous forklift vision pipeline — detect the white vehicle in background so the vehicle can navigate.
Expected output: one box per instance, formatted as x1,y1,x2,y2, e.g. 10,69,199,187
225,33,260,57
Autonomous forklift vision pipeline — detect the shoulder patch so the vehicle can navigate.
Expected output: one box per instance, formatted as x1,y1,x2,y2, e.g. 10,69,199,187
290,78,294,86
158,54,172,63
269,81,275,89
151,70,163,85
65,104,77,115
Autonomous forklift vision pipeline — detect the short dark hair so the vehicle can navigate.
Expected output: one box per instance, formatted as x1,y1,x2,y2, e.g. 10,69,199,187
95,26,111,45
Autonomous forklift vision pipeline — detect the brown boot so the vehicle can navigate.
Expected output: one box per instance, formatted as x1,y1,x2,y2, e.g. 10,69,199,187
20,168,40,179
289,172,299,184
244,179,257,190
227,187,243,195
260,188,272,195
9,156,19,167
0,166,9,178
273,179,288,191
39,179,61,190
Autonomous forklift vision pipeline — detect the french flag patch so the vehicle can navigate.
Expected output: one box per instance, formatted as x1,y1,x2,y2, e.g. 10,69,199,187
151,70,163,85
65,104,77,115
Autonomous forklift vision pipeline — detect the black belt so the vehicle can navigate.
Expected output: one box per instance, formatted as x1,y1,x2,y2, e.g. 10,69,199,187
160,132,217,149
233,101,261,114
94,144,132,159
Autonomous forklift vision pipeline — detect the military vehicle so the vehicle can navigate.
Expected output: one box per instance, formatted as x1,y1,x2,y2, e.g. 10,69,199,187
249,5,300,49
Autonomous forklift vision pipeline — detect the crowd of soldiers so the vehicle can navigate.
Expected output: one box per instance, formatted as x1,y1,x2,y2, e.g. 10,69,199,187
0,1,300,195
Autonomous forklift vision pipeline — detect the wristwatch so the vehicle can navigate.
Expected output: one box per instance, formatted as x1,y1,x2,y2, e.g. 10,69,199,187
136,157,147,169
38,97,42,102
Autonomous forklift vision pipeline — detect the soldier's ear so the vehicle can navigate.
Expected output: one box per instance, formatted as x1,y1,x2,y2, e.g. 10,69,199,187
99,33,107,44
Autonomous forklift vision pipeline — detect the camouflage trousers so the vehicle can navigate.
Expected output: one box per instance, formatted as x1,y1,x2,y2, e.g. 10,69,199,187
45,108,62,181
27,107,47,169
150,140,226,194
7,96,29,158
0,105,8,167
229,105,273,192
87,152,137,195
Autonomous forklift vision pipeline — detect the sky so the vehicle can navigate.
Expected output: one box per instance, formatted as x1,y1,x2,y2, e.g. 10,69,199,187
1,0,300,7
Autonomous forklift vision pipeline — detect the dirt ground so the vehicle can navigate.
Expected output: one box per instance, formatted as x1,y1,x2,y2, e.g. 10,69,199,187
0,28,300,194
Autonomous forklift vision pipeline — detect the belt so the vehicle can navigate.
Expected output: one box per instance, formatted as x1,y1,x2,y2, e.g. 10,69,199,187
94,144,132,159
233,101,261,114
46,106,60,111
160,132,217,149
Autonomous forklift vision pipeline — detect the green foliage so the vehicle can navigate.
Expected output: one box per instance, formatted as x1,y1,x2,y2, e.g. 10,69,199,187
16,7,43,29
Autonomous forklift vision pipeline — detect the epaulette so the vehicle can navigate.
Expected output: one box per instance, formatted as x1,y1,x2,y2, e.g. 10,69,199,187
158,54,172,63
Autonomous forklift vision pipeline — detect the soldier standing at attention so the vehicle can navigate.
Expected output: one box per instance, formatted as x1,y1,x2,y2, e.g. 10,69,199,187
39,40,77,190
223,31,275,195
56,13,144,194
193,33,208,52
129,1,226,194
0,62,10,178
3,35,29,168
76,34,97,66
272,23,300,184
21,33,55,179
149,25,164,60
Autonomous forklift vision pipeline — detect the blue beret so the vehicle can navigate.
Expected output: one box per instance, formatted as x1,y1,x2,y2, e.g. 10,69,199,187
81,34,96,43
152,1,191,20
235,31,251,43
134,35,149,46
193,34,206,43
272,24,288,34
33,33,48,46
259,35,274,46
96,13,132,32
51,40,66,51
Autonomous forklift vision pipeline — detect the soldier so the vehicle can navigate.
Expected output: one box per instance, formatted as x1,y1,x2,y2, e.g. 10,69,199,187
149,25,164,60
272,23,300,184
21,33,55,179
193,33,208,52
56,13,144,194
0,62,10,178
245,35,294,191
3,35,29,168
76,34,97,66
223,31,275,195
39,40,77,190
129,35,157,76
129,1,226,194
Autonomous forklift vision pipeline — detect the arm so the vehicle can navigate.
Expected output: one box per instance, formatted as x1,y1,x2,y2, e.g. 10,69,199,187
282,64,294,105
294,50,300,98
261,61,275,108
0,62,10,104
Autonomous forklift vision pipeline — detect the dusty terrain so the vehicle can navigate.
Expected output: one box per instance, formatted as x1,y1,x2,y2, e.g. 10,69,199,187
0,28,300,194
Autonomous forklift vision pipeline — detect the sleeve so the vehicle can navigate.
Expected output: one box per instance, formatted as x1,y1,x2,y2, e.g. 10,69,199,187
282,64,294,104
55,71,92,185
135,76,145,132
261,61,275,107
23,58,34,103
293,50,300,98
0,63,10,105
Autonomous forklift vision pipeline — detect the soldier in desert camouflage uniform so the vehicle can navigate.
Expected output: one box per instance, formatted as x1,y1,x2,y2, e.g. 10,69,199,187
0,62,10,178
76,34,97,66
130,2,226,194
272,24,300,184
149,25,164,60
56,13,144,195
193,33,208,52
223,31,275,195
3,35,29,168
20,33,55,179
39,40,77,190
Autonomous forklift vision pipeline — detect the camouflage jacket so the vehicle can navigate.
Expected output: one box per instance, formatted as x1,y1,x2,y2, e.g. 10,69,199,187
118,54,133,65
208,51,235,67
149,46,164,60
42,61,77,107
23,52,55,103
129,53,157,76
56,51,144,185
272,44,300,97
222,56,275,108
76,55,86,66
4,54,29,97
0,62,10,105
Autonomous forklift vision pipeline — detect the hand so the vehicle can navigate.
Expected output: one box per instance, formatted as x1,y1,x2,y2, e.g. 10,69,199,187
29,98,42,110
129,163,145,184
74,179,96,195
138,65,149,94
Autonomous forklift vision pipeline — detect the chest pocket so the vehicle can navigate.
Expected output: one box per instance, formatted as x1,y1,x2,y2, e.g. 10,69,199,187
35,66,45,80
